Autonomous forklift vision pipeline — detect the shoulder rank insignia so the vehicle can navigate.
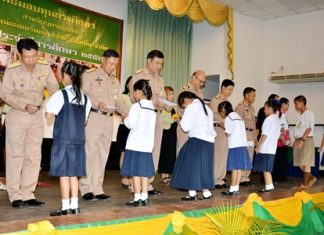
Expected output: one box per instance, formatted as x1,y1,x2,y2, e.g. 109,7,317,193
37,59,48,65
135,69,143,74
86,67,96,73
8,60,21,69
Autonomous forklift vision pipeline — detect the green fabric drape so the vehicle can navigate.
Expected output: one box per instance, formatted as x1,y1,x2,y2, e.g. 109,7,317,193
126,0,192,92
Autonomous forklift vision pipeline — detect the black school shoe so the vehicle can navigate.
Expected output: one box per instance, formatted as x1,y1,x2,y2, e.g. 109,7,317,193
240,181,255,187
199,195,213,200
221,190,240,196
181,195,198,201
95,194,111,200
148,190,163,195
258,188,274,193
141,199,150,206
126,200,141,207
71,208,81,214
82,192,97,201
23,199,45,206
50,208,72,216
215,184,229,189
12,200,25,208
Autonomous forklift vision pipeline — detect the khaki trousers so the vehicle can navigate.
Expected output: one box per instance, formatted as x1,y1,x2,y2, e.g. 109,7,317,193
176,124,188,153
240,131,255,182
79,112,113,196
148,112,163,191
214,126,228,185
6,109,43,202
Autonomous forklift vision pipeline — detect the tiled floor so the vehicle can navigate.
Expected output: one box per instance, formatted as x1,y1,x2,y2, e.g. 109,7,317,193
0,171,323,233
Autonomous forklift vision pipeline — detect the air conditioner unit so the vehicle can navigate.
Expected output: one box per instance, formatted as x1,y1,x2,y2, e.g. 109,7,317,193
269,72,324,84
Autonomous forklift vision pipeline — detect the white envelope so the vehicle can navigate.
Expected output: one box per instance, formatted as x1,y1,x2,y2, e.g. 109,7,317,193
247,141,255,147
158,98,177,107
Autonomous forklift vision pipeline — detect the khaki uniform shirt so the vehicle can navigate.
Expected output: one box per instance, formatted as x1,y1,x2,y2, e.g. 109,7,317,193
129,67,167,110
82,67,127,115
209,94,227,125
0,59,58,111
235,101,256,142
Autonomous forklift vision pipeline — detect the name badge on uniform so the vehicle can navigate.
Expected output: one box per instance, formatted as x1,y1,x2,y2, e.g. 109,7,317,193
95,77,103,85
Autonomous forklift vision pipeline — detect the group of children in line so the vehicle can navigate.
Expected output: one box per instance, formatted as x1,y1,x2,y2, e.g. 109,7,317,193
46,61,320,214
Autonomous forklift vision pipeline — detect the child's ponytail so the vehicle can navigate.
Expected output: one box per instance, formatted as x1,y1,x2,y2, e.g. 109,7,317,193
178,91,208,116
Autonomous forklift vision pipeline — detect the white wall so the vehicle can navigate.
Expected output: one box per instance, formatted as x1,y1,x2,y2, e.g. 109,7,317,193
191,12,264,109
62,0,128,81
263,10,324,124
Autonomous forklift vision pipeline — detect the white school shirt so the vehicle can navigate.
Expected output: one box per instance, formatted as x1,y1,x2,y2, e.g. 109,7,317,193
225,112,248,148
280,113,289,130
124,99,156,153
180,99,216,143
46,85,92,120
294,109,315,138
259,114,281,154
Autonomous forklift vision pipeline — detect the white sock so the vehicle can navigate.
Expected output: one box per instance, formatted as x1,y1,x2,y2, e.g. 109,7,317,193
188,190,197,197
134,193,141,201
265,184,274,190
229,186,236,192
62,199,70,210
203,190,212,198
141,192,148,201
70,197,79,209
235,185,240,191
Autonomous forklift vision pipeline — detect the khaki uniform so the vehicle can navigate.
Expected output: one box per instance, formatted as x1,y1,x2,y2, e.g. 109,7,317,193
129,67,169,191
209,94,227,185
235,101,256,182
0,60,58,202
79,67,127,196
177,84,204,150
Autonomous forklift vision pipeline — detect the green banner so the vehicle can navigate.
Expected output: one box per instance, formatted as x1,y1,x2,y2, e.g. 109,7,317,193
0,0,123,64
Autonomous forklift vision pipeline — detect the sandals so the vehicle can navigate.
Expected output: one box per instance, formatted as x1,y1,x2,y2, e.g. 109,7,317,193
160,177,171,184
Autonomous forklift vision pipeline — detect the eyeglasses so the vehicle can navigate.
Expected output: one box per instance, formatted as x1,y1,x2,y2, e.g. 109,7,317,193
194,75,206,84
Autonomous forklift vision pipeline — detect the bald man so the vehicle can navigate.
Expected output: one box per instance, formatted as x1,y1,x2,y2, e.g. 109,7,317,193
177,70,206,150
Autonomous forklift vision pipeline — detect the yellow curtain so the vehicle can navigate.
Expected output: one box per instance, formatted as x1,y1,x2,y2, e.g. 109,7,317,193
145,0,234,79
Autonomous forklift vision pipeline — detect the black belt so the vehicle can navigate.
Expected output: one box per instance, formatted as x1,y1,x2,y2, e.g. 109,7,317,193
245,128,254,132
91,108,113,116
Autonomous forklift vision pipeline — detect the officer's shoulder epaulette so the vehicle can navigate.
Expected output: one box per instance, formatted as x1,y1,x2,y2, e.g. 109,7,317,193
215,95,221,99
238,101,244,105
37,59,48,65
135,69,143,74
8,60,21,69
86,67,96,73
182,84,190,90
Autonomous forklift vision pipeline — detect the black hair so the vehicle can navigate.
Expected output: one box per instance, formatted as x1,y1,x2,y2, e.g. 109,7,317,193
268,94,279,101
178,91,208,116
17,38,38,53
218,101,233,117
243,87,256,97
294,95,307,105
264,99,281,117
103,49,119,58
147,50,164,60
123,76,133,94
133,79,152,100
279,97,289,107
61,61,85,104
221,79,235,88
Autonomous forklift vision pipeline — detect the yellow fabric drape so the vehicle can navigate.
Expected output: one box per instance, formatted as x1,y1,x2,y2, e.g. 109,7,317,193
6,192,324,235
145,0,234,79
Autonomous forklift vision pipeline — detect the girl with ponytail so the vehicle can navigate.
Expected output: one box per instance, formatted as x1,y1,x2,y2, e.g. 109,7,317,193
171,91,216,201
254,99,281,193
45,61,92,216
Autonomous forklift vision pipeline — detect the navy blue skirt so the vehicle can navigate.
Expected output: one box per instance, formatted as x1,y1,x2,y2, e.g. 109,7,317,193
227,147,252,171
50,143,86,177
170,138,214,190
121,150,155,177
253,153,275,172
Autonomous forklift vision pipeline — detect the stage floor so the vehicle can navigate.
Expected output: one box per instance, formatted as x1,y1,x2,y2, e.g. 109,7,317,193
0,171,323,233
